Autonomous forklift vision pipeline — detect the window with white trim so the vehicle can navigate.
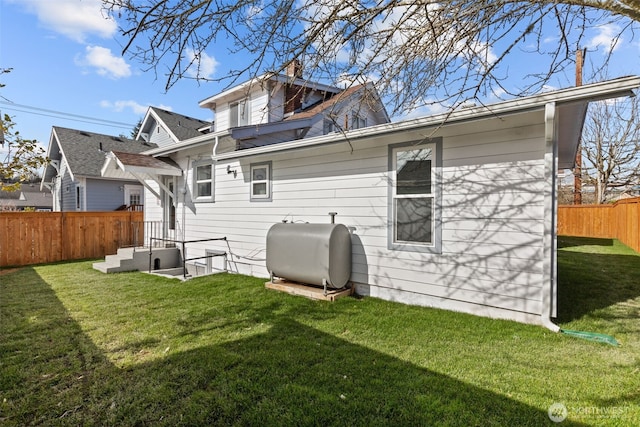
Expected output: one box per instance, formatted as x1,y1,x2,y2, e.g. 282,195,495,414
389,140,441,252
230,99,249,127
193,161,214,202
323,119,336,135
351,112,367,129
250,162,271,201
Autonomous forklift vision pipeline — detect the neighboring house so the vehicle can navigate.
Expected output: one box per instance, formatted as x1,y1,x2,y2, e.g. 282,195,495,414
103,72,640,327
137,106,212,147
40,127,156,211
0,187,53,211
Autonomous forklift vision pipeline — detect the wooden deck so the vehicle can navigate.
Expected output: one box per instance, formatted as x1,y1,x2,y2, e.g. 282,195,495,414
265,279,354,301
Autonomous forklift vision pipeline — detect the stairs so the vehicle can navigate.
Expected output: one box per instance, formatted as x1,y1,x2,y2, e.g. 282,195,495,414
93,247,181,274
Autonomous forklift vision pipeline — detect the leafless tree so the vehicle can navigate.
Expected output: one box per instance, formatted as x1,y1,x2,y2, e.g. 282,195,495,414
102,1,640,115
1,69,48,192
581,95,640,204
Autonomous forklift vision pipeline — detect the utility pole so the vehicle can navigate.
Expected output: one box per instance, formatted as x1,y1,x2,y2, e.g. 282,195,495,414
573,48,586,205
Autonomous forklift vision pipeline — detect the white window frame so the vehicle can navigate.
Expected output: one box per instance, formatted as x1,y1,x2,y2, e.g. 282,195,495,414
388,139,442,253
323,118,336,135
230,98,250,127
192,160,215,203
124,184,144,208
250,161,272,202
351,112,367,130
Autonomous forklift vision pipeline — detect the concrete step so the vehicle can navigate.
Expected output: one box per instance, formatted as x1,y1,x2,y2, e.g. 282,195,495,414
93,247,182,274
92,258,138,273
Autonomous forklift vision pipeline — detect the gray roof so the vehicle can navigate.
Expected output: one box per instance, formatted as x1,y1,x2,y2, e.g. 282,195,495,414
150,107,211,141
53,127,157,178
0,187,53,209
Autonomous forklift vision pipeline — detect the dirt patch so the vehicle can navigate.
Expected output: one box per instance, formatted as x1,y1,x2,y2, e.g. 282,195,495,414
0,268,22,275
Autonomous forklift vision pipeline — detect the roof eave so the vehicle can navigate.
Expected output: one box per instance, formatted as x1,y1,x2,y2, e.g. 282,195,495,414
230,118,313,140
143,130,227,156
198,73,341,109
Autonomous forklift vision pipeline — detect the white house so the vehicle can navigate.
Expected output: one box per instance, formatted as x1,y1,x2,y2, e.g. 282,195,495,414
101,75,640,328
102,63,390,239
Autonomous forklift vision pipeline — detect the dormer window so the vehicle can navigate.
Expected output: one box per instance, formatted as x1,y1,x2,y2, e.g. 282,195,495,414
230,99,249,127
323,119,336,135
352,112,367,130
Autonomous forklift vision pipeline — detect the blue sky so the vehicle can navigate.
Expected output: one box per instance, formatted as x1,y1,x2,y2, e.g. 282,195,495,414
1,0,640,157
0,0,222,150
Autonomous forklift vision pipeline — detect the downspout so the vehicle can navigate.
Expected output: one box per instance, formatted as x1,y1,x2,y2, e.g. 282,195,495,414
213,135,219,156
542,102,560,332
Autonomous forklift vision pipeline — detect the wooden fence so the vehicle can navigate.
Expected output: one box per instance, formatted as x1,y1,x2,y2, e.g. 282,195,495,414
0,211,144,267
558,197,640,253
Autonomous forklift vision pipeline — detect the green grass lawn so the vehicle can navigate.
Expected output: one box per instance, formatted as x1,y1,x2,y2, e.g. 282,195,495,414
1,237,639,426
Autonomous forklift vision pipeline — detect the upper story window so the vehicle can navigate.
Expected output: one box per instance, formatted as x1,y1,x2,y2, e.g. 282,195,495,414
250,161,272,202
193,160,214,202
389,139,442,253
323,119,336,135
351,112,367,130
230,99,249,127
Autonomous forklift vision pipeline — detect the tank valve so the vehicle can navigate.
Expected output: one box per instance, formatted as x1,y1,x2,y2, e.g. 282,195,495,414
328,212,337,224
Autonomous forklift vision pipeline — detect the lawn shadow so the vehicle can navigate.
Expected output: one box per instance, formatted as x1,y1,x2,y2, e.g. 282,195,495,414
114,319,569,426
0,267,116,425
1,267,579,426
556,237,640,323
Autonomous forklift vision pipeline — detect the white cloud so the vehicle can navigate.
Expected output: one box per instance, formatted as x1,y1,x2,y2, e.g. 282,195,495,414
587,24,623,54
100,100,148,115
185,49,219,79
16,0,117,43
76,46,131,79
100,100,173,115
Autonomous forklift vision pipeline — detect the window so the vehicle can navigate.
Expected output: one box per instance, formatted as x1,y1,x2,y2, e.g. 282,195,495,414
129,191,142,206
323,119,336,135
250,161,272,201
125,185,143,208
75,186,82,211
230,99,249,127
193,161,214,202
351,112,366,129
389,139,441,252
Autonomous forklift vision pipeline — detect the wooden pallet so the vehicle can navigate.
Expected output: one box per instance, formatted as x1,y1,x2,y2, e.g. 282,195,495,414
265,279,354,301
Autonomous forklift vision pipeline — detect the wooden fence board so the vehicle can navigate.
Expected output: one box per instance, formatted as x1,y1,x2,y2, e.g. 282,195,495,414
558,197,640,253
0,211,143,267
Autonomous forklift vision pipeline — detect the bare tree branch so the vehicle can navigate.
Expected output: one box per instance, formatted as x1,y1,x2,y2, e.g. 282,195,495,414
581,95,640,203
102,0,640,115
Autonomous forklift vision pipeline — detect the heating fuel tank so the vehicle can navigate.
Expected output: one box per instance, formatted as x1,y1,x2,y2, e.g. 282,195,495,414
266,223,352,289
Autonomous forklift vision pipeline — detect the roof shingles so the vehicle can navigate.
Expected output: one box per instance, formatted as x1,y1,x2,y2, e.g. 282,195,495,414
53,127,157,178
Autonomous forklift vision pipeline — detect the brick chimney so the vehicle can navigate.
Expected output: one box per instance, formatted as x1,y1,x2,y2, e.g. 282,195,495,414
286,59,303,78
284,60,304,115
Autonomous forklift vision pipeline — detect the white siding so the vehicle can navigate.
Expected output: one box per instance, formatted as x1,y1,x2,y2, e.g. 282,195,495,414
269,86,285,122
305,94,387,139
153,109,549,324
148,123,176,148
251,89,269,125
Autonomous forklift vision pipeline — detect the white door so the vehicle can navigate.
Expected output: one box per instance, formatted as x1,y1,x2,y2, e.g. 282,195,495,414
124,185,144,210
